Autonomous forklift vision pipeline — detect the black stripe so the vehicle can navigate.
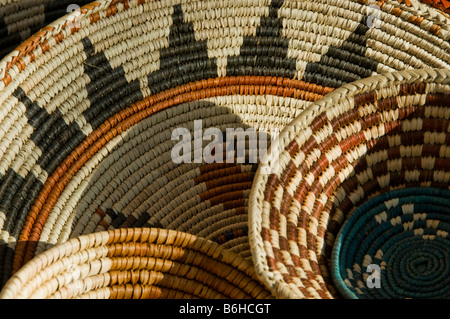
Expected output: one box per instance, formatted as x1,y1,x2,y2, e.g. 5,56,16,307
147,4,218,94
12,87,41,120
106,208,118,220
302,15,379,88
0,242,14,288
0,169,24,213
226,0,296,78
0,168,42,288
0,16,7,38
82,37,144,128
132,211,151,228
110,212,127,229
13,87,78,158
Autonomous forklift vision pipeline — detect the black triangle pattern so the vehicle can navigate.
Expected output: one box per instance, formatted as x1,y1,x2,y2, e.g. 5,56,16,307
301,15,380,88
226,0,297,78
147,4,218,94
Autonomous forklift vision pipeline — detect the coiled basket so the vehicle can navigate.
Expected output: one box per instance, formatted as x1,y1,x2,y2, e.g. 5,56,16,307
0,0,449,298
0,227,273,299
248,68,450,299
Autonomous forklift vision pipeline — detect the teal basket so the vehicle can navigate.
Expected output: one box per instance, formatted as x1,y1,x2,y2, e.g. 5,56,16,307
331,187,450,299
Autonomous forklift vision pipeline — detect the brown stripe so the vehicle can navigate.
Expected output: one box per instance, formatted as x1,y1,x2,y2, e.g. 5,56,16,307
300,136,319,155
408,15,425,27
195,166,244,183
422,118,449,132
331,155,349,174
385,119,402,134
339,131,366,154
399,105,425,119
285,140,299,157
233,206,246,216
279,235,288,251
399,82,427,95
202,172,254,190
270,207,280,231
332,107,360,131
272,247,283,266
310,156,329,181
264,174,280,202
309,259,329,298
369,134,390,152
266,256,278,273
318,134,338,155
279,160,297,188
361,178,379,195
426,94,450,106
323,176,340,198
354,90,376,107
377,96,398,111
261,227,271,242
222,198,246,211
200,185,250,205
401,131,425,145
434,157,449,170
293,181,308,203
310,112,328,133
287,221,298,243
95,207,106,219
280,192,293,217
120,215,137,229
391,7,403,16
429,24,442,36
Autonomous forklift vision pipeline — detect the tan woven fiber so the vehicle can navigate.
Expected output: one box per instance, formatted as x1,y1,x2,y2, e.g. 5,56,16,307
0,227,274,299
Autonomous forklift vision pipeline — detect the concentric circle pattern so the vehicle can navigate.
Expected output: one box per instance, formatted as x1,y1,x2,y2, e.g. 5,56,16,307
332,187,450,299
0,0,449,299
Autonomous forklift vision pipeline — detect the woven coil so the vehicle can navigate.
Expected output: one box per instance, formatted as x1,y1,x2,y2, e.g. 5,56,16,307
0,0,449,296
331,187,450,299
0,0,93,60
248,68,450,299
0,227,274,299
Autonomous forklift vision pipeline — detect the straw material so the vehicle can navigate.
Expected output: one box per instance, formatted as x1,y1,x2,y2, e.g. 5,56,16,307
0,0,449,296
248,68,450,299
0,0,93,60
0,227,274,299
402,0,450,15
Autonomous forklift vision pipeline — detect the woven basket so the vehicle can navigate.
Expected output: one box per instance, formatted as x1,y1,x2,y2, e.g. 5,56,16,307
332,187,450,298
0,0,449,293
0,227,273,299
248,68,450,299
0,0,93,60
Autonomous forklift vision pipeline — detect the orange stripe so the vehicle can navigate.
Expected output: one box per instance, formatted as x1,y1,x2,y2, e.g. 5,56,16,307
12,76,332,271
